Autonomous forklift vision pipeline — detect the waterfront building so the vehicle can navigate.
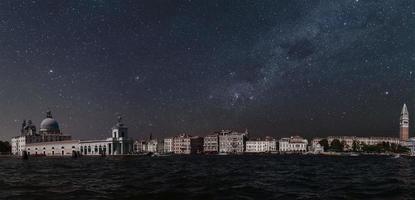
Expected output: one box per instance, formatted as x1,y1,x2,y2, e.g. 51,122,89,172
324,136,401,151
13,111,133,157
173,134,203,154
133,140,143,153
11,111,72,156
406,138,415,156
218,130,248,154
400,103,409,141
140,140,149,152
312,143,324,154
203,134,219,154
147,139,164,153
311,138,323,146
245,138,277,153
26,140,80,156
163,138,173,153
279,136,308,153
356,137,400,146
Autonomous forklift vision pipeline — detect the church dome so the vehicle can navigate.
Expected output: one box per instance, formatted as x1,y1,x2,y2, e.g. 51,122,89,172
40,118,60,131
39,111,60,133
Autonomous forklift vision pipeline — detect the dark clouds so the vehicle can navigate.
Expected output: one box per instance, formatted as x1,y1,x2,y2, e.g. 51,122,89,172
0,0,414,140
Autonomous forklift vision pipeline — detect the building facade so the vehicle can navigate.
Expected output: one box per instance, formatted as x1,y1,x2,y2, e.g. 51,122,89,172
13,112,133,157
245,139,277,153
279,136,308,153
173,134,203,154
310,136,401,152
26,140,80,156
12,111,72,156
163,138,173,153
218,130,248,154
324,136,401,151
146,139,164,153
203,134,219,154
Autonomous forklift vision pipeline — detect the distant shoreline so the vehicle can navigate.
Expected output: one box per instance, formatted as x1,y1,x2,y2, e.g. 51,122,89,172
1,152,412,159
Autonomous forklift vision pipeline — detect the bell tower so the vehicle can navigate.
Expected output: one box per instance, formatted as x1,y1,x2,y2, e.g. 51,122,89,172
112,116,128,139
400,104,409,141
111,115,131,155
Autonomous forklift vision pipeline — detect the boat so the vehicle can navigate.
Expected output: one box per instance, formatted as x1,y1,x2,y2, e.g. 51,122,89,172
392,154,401,159
350,153,360,157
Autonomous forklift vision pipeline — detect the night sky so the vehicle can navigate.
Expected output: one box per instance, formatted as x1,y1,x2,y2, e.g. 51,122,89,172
0,0,414,140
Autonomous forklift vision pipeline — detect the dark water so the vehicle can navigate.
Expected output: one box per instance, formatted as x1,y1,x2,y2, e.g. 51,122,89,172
1,155,415,200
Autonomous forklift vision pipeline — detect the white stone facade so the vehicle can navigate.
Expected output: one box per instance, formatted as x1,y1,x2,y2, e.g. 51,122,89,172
173,134,203,154
218,130,248,154
11,111,72,156
245,140,277,153
325,136,401,151
26,140,80,156
147,139,163,153
203,134,219,153
279,136,308,153
163,138,173,153
12,113,133,157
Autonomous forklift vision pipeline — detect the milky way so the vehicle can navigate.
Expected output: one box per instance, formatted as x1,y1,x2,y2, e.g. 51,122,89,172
0,0,414,140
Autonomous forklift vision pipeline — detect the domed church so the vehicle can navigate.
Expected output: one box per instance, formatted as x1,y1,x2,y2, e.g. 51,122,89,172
11,110,133,157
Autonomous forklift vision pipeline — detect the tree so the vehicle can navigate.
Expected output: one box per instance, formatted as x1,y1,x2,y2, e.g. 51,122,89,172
352,140,360,152
396,145,410,154
319,139,329,151
391,143,398,152
0,141,11,154
361,144,379,153
381,142,391,152
330,139,344,152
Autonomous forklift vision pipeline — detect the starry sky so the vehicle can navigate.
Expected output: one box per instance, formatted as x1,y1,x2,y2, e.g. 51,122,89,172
0,0,414,140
